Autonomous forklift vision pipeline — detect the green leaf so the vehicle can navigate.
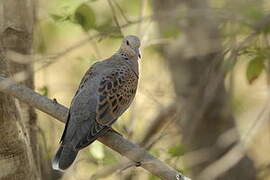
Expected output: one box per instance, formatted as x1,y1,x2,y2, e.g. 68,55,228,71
74,3,96,31
38,86,49,97
168,144,185,157
246,56,265,84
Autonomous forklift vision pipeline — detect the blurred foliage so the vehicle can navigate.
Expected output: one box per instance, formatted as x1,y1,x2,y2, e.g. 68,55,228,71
240,1,265,22
38,86,49,97
74,4,96,31
168,144,185,157
246,55,265,84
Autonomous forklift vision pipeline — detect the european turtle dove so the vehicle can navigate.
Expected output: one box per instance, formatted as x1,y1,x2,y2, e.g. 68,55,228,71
52,35,141,170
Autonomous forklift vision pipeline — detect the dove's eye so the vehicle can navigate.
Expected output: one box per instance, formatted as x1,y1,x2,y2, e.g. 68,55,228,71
126,40,130,46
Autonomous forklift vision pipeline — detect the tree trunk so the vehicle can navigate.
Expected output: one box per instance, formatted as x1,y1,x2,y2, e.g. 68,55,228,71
152,0,257,179
0,0,40,179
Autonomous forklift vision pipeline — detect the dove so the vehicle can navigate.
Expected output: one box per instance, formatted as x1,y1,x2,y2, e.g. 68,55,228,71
52,35,141,171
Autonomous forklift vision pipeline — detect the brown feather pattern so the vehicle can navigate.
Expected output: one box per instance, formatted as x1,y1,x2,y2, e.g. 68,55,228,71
96,65,138,125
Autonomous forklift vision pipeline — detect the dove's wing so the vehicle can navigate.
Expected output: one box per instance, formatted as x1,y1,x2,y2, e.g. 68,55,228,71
59,64,96,143
60,62,138,150
95,64,138,125
59,62,105,149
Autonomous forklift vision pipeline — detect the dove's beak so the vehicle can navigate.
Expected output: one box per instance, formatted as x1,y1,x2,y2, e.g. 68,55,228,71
137,49,141,59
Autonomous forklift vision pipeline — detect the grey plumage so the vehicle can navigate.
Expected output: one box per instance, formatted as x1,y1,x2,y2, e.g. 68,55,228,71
52,35,141,170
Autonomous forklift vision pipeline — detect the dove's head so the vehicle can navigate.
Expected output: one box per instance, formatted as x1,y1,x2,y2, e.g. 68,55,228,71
119,35,141,59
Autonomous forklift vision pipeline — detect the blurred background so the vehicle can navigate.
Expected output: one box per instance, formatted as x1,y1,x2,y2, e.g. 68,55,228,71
4,0,270,179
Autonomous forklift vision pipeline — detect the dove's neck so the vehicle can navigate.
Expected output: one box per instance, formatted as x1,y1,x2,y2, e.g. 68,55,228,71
127,57,139,78
116,50,139,78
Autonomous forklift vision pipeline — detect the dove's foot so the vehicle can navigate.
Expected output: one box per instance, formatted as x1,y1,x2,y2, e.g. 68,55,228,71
135,161,141,167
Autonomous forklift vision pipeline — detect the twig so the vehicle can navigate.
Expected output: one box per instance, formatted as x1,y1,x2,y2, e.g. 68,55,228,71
107,0,123,36
112,0,130,23
34,33,105,72
0,75,189,180
226,14,270,67
139,103,177,146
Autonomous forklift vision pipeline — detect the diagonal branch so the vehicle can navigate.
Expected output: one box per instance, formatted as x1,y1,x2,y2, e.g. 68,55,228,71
0,75,190,180
91,103,177,180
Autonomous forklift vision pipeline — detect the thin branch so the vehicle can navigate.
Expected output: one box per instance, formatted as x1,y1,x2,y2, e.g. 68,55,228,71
34,33,105,72
0,75,190,180
226,14,270,67
107,0,123,36
139,103,177,146
112,0,130,23
34,17,151,71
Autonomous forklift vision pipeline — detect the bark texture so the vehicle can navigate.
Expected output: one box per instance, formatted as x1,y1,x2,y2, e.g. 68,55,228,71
152,0,257,179
0,0,40,179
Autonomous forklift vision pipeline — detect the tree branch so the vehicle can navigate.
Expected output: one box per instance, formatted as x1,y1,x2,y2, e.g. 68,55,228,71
0,75,190,180
91,103,177,180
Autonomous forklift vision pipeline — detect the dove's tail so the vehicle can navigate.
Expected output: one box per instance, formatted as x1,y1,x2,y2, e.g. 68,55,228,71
52,145,78,171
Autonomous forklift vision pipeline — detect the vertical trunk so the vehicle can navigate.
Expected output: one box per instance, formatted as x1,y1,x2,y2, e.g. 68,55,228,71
0,0,40,179
152,0,257,179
